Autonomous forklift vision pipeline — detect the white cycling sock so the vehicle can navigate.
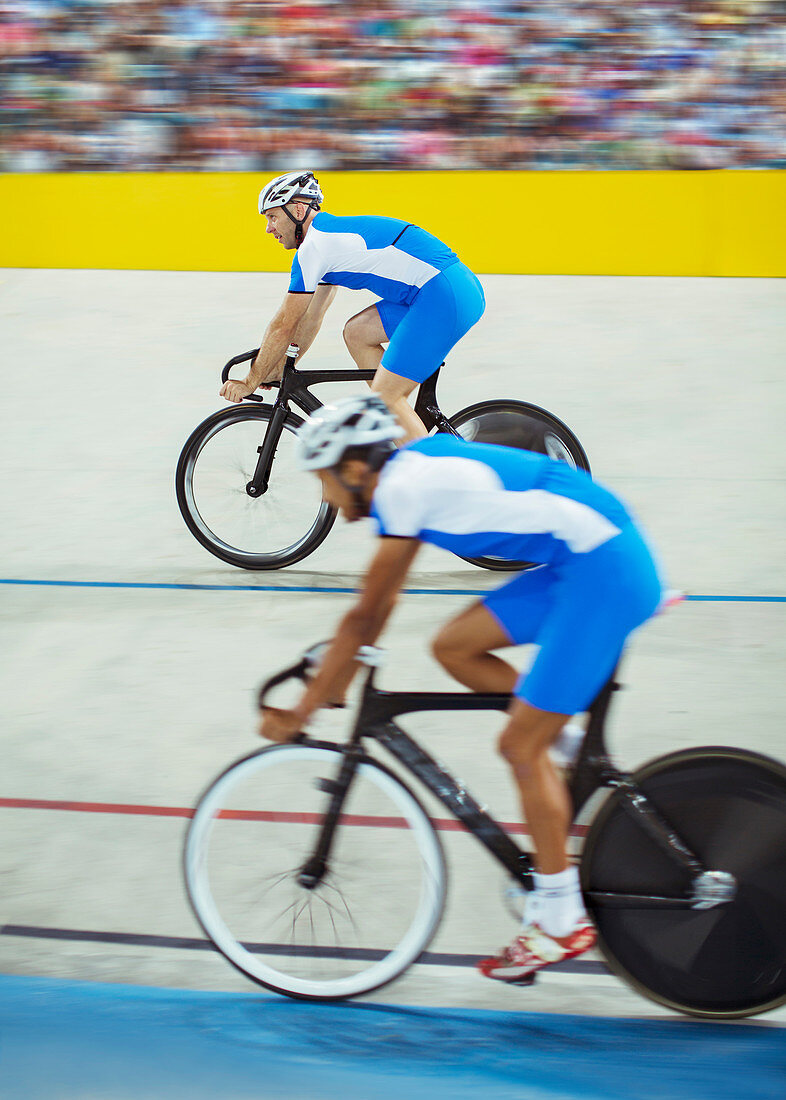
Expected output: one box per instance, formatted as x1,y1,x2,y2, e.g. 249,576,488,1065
531,866,586,939
549,721,585,768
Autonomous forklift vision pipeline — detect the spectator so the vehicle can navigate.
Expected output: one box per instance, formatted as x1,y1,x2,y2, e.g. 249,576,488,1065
1,0,784,171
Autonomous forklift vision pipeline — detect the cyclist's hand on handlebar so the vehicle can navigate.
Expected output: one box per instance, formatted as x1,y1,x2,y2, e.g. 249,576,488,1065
220,378,257,403
259,706,305,743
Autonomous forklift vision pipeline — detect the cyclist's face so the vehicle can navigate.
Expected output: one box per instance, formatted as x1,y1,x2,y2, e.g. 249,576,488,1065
318,464,374,522
264,203,308,249
264,208,294,248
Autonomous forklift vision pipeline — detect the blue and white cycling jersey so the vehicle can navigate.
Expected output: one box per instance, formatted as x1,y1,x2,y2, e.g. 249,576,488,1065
371,434,664,713
288,213,459,305
370,435,633,566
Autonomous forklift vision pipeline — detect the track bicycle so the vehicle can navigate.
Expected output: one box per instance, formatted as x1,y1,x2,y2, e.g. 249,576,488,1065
184,641,786,1018
175,345,590,571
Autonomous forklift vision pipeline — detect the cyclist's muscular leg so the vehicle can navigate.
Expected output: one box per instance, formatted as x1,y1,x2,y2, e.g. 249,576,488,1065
432,602,518,693
435,602,574,872
499,701,573,875
343,306,386,377
343,306,427,441
372,367,427,442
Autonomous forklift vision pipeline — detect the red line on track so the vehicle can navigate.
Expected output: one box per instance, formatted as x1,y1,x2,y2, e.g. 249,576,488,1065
0,796,588,837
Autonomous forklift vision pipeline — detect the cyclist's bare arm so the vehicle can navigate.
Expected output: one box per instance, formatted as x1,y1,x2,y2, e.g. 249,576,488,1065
260,536,421,742
290,283,337,360
220,291,315,402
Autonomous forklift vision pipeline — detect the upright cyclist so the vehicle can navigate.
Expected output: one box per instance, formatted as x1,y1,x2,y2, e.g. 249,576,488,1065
219,171,486,442
260,395,666,984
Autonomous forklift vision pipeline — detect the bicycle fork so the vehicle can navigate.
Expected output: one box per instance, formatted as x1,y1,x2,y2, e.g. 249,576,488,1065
245,403,288,498
295,746,363,889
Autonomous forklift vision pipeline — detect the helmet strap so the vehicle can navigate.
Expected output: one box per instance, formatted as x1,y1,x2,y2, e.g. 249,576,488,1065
282,201,318,248
333,467,372,521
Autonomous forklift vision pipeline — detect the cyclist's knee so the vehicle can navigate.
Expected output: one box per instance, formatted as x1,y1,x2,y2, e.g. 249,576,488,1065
344,310,380,353
371,372,412,404
342,315,359,351
498,727,550,783
432,619,479,668
498,724,531,765
498,708,562,773
431,628,461,671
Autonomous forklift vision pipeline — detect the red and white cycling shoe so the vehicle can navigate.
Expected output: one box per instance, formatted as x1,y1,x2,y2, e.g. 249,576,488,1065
478,919,597,984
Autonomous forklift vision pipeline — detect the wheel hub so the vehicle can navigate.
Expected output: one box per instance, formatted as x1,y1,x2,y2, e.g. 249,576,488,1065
690,870,737,909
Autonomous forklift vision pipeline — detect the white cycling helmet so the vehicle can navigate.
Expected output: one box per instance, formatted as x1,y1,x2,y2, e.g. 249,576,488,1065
297,396,405,472
258,170,323,215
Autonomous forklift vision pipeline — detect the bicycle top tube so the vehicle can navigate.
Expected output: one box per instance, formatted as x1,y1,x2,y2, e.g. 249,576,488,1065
257,647,510,718
359,682,512,725
221,348,376,400
259,642,618,730
220,348,443,409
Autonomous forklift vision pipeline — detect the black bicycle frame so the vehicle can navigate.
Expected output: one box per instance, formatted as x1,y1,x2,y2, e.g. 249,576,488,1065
356,684,534,889
264,658,709,903
221,348,453,497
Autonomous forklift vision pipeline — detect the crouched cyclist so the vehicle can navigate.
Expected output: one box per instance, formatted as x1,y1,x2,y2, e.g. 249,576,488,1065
260,396,664,982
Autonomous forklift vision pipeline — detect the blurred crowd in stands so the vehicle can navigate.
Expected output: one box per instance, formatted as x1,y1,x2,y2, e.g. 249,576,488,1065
1,0,785,171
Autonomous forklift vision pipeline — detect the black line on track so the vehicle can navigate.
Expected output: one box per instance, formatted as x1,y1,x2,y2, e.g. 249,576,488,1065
0,923,608,975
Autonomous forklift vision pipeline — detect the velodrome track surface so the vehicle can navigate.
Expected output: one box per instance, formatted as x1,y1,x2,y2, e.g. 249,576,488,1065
4,975,785,1100
1,270,785,1097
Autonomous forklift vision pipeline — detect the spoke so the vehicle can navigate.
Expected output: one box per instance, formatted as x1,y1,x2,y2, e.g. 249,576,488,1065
313,890,355,937
188,746,445,997
275,891,311,928
320,877,360,938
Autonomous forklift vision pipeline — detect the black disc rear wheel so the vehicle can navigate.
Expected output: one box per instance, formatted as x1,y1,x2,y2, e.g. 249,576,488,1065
582,748,786,1018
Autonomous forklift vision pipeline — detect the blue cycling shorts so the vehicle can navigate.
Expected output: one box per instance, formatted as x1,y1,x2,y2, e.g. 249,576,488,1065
376,262,485,384
482,525,664,715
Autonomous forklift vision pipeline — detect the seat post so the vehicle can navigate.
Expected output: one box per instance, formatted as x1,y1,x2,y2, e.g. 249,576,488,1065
568,670,621,816
413,364,442,429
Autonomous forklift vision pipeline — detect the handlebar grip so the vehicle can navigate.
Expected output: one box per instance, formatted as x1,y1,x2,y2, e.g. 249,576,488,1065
256,658,309,710
221,349,259,384
220,345,299,387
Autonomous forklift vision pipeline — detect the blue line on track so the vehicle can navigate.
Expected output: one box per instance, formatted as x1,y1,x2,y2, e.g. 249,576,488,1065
1,579,784,601
1,974,782,1100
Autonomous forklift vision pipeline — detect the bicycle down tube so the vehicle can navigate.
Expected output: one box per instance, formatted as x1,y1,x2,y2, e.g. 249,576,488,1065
374,720,534,889
319,682,534,890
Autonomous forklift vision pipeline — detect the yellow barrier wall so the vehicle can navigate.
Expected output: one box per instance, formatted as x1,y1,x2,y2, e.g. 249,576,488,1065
2,171,784,276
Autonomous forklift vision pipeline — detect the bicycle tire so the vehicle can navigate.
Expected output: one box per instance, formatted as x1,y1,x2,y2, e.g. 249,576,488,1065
184,742,447,1000
581,747,786,1018
175,404,336,570
448,399,590,572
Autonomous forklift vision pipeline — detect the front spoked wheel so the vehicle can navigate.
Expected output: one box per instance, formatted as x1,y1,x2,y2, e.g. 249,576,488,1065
448,400,590,572
582,748,786,1018
184,743,447,1000
175,404,336,570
